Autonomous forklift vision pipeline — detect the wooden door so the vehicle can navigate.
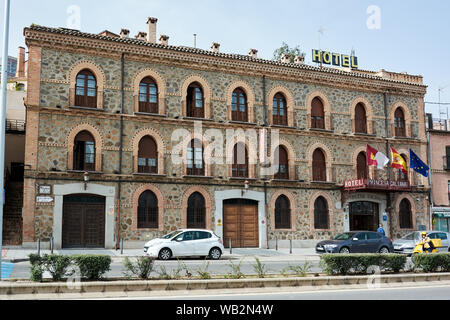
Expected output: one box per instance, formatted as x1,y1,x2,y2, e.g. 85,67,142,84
62,195,105,248
223,200,258,248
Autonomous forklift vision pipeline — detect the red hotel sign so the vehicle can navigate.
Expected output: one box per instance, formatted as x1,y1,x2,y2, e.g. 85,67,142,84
344,179,411,191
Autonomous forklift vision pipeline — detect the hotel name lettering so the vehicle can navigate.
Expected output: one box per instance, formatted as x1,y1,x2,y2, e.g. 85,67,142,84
312,50,358,69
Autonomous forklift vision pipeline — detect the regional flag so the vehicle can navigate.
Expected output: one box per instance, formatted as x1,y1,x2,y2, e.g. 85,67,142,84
366,145,389,170
410,149,429,178
390,147,408,174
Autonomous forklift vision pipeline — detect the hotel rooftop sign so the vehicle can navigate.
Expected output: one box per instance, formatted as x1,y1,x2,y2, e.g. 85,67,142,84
312,49,358,69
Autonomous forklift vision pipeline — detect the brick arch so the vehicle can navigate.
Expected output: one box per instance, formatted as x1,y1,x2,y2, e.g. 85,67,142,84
133,69,167,115
309,191,335,232
225,139,257,179
307,142,333,182
351,145,374,179
392,147,412,183
68,60,106,109
350,96,374,134
389,101,412,137
131,184,165,231
180,133,213,177
226,80,256,123
394,193,417,231
67,123,104,172
267,85,295,127
180,75,212,119
269,190,297,231
181,186,212,230
131,128,166,175
271,139,296,180
306,90,332,130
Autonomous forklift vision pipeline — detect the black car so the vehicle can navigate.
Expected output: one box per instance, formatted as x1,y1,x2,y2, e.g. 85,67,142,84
315,231,394,254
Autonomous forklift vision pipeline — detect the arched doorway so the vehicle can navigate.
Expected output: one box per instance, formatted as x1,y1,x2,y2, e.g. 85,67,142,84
349,201,379,232
223,199,259,248
62,194,105,248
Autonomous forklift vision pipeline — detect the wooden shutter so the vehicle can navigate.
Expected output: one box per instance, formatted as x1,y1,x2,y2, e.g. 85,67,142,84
138,136,158,174
73,131,95,171
139,77,158,114
187,83,204,118
232,143,248,178
311,97,325,129
75,69,97,108
232,89,248,122
355,103,367,133
275,146,289,179
312,149,326,181
356,152,368,179
395,108,406,136
273,93,288,126
314,197,329,229
399,199,412,229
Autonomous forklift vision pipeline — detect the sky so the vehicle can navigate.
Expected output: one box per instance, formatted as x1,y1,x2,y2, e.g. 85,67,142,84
0,0,449,118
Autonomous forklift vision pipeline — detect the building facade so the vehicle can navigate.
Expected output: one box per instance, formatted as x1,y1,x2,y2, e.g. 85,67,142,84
21,19,429,249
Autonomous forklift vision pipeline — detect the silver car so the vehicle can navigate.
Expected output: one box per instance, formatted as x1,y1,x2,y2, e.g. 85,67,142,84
393,230,450,255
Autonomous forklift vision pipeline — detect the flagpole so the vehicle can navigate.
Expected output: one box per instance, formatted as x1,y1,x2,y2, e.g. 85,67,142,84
0,0,11,280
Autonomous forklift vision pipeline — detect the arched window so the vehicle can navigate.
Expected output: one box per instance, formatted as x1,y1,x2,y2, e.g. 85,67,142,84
275,195,291,229
273,93,288,126
137,190,158,229
357,152,368,179
186,139,204,176
354,103,367,133
394,108,406,137
139,77,158,113
75,69,97,108
232,88,248,122
186,82,204,118
311,97,325,129
314,196,329,229
399,198,412,229
312,149,326,182
138,136,158,174
187,192,206,229
73,130,95,171
232,143,248,178
274,146,289,180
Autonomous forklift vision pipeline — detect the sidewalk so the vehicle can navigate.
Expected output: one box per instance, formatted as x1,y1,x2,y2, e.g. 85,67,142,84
1,247,319,263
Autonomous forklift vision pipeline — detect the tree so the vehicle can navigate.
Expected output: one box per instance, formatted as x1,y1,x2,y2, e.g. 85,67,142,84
273,42,306,63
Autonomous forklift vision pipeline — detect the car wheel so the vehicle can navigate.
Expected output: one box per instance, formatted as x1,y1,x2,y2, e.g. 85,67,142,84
339,247,350,254
158,248,172,261
209,247,222,260
379,247,390,254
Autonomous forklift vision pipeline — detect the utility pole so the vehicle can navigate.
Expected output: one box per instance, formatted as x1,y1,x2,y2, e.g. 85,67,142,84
0,0,11,280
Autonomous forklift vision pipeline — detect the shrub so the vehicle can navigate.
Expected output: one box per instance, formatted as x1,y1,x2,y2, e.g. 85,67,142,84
413,253,450,273
225,260,245,279
72,255,112,281
30,264,44,282
123,256,155,279
196,261,211,280
252,258,268,278
281,261,312,277
41,254,73,281
320,254,407,275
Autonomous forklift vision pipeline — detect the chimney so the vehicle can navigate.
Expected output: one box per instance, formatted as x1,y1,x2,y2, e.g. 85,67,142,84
135,32,147,41
248,48,258,58
147,17,158,43
16,47,26,78
159,35,169,46
210,42,220,53
294,55,305,65
281,53,291,64
120,29,130,38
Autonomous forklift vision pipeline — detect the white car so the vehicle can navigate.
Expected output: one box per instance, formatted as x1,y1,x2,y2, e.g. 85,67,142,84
144,229,225,260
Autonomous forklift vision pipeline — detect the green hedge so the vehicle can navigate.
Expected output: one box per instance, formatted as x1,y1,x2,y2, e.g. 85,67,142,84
413,253,450,273
72,255,112,281
320,254,407,275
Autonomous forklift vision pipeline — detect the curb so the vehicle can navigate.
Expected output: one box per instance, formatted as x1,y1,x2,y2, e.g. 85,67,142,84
1,273,449,297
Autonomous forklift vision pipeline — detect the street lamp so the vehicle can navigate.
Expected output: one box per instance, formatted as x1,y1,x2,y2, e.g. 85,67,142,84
83,171,89,190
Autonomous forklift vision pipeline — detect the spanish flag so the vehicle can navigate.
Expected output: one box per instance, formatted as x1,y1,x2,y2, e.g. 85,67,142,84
390,147,407,174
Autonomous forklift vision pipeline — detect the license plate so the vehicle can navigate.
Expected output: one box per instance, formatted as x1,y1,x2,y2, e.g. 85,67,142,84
316,247,324,251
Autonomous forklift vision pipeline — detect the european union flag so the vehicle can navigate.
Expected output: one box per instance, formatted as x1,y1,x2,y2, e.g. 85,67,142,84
410,149,429,178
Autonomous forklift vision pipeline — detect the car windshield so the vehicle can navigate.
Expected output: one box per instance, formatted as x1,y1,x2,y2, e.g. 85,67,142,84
333,232,357,240
161,230,183,239
401,232,420,241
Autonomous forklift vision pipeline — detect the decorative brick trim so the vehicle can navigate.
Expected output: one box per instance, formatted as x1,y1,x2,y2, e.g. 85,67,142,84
305,90,332,130
68,60,106,109
225,140,257,179
130,127,166,175
270,139,296,180
307,142,333,183
225,80,256,123
131,184,165,232
179,132,213,177
389,101,412,137
394,193,417,231
309,191,335,232
66,123,104,172
267,85,295,127
180,75,212,119
132,68,167,115
180,186,212,230
351,146,374,179
350,96,374,134
269,190,297,231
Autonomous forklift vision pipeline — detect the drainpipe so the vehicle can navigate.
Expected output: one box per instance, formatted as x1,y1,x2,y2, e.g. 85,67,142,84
426,129,433,230
116,52,125,250
262,75,268,126
262,75,269,248
383,92,393,238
